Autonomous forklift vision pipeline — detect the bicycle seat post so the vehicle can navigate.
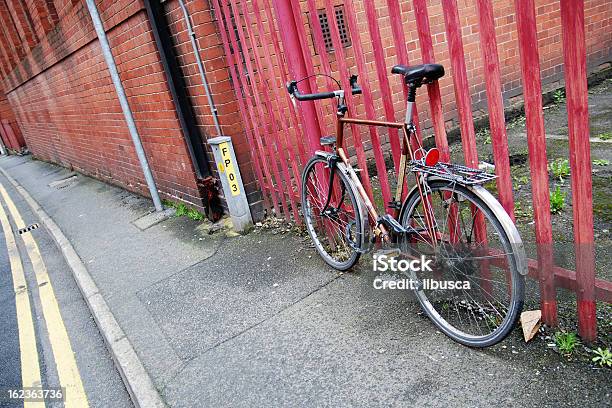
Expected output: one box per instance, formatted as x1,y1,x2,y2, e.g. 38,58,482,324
404,80,419,127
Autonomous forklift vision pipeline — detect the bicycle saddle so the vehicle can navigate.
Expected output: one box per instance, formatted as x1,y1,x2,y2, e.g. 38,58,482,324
391,64,445,83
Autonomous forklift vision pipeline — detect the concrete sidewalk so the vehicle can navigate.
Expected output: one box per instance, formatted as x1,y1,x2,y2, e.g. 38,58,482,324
0,155,608,407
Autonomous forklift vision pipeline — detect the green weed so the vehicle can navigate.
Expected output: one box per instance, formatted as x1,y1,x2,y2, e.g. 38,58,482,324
550,186,566,214
591,347,612,368
174,203,189,217
554,331,579,355
552,89,566,104
187,208,205,221
593,159,610,166
165,200,205,221
597,132,612,141
513,175,529,188
514,202,533,219
477,128,492,145
549,158,570,181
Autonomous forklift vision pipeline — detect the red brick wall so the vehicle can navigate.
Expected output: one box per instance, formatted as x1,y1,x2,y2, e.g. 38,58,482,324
0,0,263,215
0,0,210,209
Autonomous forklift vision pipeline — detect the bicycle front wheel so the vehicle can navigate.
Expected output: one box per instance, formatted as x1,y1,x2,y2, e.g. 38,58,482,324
400,180,524,347
301,156,365,271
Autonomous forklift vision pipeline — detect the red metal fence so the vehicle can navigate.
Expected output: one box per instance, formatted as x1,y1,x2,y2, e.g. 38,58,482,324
212,0,610,341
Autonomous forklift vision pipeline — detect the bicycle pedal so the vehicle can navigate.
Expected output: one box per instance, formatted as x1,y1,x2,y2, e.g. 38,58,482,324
378,214,409,234
374,248,401,259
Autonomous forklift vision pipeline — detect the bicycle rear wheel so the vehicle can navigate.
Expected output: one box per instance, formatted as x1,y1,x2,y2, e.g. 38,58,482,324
301,156,365,271
400,180,524,347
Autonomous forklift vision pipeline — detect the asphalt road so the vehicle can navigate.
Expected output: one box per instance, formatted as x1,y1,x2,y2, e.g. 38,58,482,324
0,177,132,408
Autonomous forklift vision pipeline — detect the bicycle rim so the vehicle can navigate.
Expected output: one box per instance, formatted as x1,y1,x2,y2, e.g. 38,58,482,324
400,180,524,347
301,156,364,271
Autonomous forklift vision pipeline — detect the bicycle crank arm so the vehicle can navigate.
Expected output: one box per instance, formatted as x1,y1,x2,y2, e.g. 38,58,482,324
377,214,409,234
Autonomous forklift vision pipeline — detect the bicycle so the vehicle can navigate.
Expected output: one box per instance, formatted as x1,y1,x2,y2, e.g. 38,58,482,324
287,63,527,347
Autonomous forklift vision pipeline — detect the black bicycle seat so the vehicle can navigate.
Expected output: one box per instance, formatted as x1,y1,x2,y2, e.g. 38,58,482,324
391,64,445,83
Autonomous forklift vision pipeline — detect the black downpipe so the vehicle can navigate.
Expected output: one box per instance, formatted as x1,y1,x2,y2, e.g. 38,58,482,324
143,0,210,178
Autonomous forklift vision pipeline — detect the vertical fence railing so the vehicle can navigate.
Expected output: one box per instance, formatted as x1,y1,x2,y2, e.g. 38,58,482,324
475,0,515,220
213,0,606,340
412,0,450,162
514,0,558,328
362,0,402,171
211,0,277,214
332,0,386,203
261,0,310,166
225,0,292,217
321,0,376,201
559,0,596,341
440,0,478,170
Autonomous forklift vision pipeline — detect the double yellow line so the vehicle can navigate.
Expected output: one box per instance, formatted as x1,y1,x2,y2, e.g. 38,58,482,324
0,181,88,408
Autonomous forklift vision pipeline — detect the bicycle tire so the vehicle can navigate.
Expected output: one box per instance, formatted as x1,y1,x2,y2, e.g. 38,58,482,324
301,155,365,271
400,180,525,347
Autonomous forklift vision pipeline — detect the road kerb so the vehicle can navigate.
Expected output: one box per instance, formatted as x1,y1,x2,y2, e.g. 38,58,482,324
0,166,166,408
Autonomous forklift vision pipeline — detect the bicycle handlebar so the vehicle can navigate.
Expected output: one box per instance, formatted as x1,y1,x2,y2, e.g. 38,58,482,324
286,75,362,101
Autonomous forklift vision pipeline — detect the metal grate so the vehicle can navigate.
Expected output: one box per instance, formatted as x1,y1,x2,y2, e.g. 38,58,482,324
315,5,351,53
317,10,333,51
334,6,351,48
18,224,39,235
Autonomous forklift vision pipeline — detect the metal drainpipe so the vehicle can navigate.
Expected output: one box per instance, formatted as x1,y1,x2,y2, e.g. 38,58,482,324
85,0,163,212
177,0,223,137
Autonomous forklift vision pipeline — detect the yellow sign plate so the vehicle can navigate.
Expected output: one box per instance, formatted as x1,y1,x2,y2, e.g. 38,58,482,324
218,142,241,196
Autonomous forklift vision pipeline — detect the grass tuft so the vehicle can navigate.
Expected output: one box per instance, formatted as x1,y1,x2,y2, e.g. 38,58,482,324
593,159,609,166
163,199,205,221
186,208,205,221
554,331,579,355
550,186,566,214
477,127,492,145
514,202,533,220
597,132,612,141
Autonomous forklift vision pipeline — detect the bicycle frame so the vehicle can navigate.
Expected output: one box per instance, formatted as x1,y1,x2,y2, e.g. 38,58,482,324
332,96,438,246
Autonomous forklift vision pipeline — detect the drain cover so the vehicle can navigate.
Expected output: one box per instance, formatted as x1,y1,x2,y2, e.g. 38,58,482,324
18,224,39,235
